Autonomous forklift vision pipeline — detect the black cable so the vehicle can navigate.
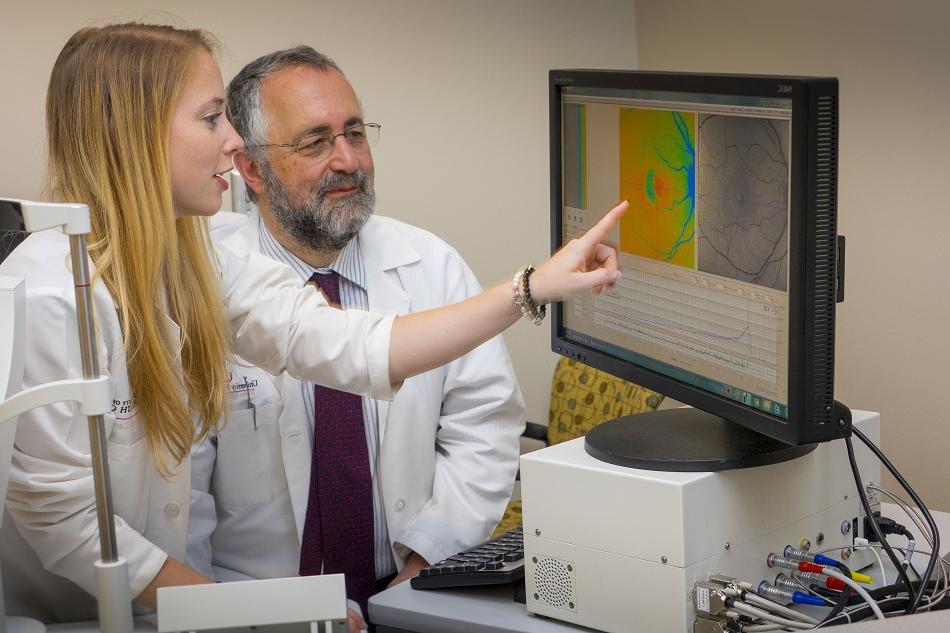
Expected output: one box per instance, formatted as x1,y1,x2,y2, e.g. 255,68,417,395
819,592,950,627
857,579,937,606
819,561,853,624
811,585,842,599
814,578,942,608
818,601,895,627
852,426,940,613
844,434,914,612
898,529,924,580
905,560,923,582
869,514,924,581
867,579,935,602
897,527,923,579
865,512,915,544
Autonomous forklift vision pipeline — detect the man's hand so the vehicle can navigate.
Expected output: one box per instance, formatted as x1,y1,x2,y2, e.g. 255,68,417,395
386,551,429,588
347,607,366,633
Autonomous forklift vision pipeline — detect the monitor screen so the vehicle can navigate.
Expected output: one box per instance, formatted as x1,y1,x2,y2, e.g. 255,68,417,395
550,70,844,446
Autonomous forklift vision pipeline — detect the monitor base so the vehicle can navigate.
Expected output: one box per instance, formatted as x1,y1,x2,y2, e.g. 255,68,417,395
584,408,816,472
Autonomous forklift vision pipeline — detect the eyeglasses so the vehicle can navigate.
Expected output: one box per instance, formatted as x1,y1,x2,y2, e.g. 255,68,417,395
248,123,381,160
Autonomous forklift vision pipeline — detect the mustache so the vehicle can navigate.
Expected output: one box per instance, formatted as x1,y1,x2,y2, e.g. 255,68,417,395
315,170,369,199
263,161,375,253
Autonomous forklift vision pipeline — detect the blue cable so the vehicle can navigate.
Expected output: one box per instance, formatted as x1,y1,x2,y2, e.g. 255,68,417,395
792,591,827,607
813,553,841,568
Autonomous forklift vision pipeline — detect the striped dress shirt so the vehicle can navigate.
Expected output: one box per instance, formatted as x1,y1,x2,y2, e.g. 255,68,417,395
258,217,396,580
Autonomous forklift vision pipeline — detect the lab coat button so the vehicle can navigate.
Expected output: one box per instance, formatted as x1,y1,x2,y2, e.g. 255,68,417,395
394,499,405,511
164,502,181,517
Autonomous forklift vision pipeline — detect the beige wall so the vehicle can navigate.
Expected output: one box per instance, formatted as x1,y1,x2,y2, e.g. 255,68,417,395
637,0,950,510
12,0,932,514
0,1,637,430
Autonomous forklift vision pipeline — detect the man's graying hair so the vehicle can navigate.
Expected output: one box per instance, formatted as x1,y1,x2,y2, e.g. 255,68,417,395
227,46,342,202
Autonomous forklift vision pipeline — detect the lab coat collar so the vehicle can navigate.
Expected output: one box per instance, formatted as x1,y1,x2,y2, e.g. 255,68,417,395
359,215,423,274
232,209,266,255
357,217,421,448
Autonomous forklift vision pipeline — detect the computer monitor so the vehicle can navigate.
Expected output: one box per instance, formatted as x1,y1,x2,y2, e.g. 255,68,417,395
550,70,849,469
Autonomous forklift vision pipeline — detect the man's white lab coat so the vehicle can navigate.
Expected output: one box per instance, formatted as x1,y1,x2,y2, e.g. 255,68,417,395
189,214,525,581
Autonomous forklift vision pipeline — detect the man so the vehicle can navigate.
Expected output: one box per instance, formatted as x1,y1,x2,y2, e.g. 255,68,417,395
188,47,525,630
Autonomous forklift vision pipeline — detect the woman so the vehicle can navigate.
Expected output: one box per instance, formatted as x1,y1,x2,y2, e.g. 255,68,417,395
0,23,625,618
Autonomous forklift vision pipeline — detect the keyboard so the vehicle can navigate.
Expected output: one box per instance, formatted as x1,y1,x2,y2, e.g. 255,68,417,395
410,527,525,590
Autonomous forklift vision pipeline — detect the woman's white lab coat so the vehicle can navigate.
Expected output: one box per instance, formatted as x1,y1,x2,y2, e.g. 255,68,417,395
0,226,396,616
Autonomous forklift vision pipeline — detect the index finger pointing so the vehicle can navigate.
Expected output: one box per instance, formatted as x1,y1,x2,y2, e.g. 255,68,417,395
579,200,629,247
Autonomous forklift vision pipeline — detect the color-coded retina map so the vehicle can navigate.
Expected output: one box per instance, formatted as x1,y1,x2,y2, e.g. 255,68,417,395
619,108,696,268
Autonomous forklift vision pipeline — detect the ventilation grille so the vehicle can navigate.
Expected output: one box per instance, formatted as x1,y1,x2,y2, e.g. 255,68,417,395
811,93,838,426
531,556,577,612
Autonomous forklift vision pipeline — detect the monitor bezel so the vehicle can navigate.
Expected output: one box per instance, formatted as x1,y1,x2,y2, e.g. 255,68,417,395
549,69,841,446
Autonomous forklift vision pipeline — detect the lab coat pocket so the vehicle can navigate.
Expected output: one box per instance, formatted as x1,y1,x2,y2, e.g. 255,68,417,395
213,403,287,507
106,418,150,532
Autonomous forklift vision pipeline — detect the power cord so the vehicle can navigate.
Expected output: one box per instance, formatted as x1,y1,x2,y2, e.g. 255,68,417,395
852,426,940,613
844,434,914,612
864,512,919,581
864,512,916,544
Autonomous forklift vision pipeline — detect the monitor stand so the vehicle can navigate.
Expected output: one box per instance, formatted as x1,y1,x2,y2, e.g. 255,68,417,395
584,408,817,472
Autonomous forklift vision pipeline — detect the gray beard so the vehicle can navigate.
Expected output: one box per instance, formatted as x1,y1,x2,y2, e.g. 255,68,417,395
263,166,375,253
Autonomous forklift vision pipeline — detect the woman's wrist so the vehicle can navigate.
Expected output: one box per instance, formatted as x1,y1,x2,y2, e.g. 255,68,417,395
523,260,557,305
511,265,547,326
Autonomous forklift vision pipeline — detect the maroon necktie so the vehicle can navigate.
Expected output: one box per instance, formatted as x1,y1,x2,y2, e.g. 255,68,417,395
298,271,376,613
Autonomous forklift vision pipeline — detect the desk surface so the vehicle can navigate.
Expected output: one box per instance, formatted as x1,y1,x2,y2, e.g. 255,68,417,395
369,583,587,633
40,504,950,633
368,503,950,633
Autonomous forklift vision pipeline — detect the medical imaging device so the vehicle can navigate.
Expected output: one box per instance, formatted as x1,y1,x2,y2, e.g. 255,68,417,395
518,70,884,633
0,200,348,633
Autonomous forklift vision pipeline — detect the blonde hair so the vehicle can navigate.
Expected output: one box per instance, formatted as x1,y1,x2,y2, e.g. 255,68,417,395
46,23,232,475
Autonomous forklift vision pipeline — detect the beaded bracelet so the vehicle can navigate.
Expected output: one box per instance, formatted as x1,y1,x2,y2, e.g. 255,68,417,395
512,265,546,326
